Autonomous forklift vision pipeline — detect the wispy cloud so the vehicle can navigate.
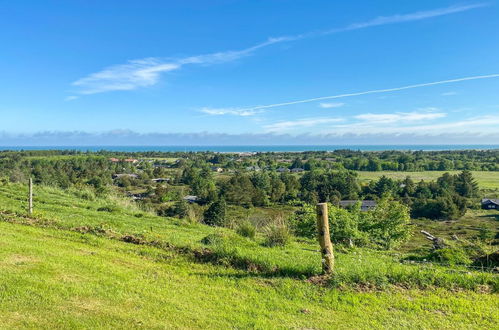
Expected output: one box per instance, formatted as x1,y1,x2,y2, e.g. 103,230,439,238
328,3,488,33
354,111,446,124
262,109,447,133
264,117,344,132
323,115,499,136
218,74,499,113
73,59,180,94
71,3,487,96
199,107,261,117
441,91,458,96
319,102,345,109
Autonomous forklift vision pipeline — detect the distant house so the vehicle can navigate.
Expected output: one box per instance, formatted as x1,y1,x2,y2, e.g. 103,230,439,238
246,165,261,171
183,195,199,203
481,198,499,210
290,168,304,173
276,167,290,173
109,157,120,162
324,158,337,162
339,200,377,211
211,166,223,173
112,173,139,179
151,178,170,183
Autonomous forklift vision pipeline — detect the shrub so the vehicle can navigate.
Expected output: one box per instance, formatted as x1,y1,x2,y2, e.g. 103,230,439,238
70,185,96,201
201,232,229,246
360,199,412,250
427,247,472,266
236,220,256,239
289,204,316,239
263,223,290,247
329,204,369,247
478,225,494,242
203,199,227,226
158,200,191,219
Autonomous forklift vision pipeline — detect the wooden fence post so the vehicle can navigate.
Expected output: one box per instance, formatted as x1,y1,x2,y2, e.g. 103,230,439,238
28,178,33,215
316,203,334,274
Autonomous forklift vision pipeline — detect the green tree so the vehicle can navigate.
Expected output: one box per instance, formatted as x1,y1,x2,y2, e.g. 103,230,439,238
455,170,478,198
361,199,411,249
170,200,190,218
203,199,227,226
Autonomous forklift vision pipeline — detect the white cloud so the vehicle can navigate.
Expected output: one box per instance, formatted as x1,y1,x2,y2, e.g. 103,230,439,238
441,91,458,96
355,111,446,124
322,116,499,136
319,102,344,109
264,117,344,132
72,59,181,95
71,3,487,96
200,107,261,117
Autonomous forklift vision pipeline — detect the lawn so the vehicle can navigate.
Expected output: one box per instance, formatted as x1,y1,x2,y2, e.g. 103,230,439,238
1,221,498,328
356,171,499,190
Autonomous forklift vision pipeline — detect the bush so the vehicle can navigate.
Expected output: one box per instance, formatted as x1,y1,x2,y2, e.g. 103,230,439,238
426,247,472,266
236,220,256,239
158,200,191,219
329,204,369,247
203,199,226,226
263,224,290,247
201,232,229,246
360,199,412,250
289,204,316,239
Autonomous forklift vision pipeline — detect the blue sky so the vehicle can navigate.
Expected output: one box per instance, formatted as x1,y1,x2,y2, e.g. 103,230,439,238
1,0,498,145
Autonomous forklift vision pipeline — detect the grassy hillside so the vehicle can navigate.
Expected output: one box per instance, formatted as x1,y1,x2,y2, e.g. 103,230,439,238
0,182,497,288
0,182,498,327
1,222,498,328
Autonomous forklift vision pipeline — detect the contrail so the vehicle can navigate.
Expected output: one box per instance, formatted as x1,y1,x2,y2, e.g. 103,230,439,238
237,74,499,111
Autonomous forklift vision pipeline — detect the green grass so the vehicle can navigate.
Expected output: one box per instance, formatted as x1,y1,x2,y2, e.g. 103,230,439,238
1,221,498,328
0,182,496,293
401,209,499,252
356,171,499,190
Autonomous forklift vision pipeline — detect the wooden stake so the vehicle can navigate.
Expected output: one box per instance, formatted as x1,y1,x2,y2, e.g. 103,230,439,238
316,203,334,274
28,178,33,215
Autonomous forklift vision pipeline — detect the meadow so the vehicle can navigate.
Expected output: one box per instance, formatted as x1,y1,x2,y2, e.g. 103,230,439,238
0,181,498,327
356,170,499,190
1,222,497,328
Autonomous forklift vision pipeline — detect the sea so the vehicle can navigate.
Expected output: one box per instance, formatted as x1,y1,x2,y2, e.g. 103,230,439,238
1,145,498,152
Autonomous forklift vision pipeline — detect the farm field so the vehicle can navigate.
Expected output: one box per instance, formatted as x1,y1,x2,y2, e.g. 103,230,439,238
356,170,499,190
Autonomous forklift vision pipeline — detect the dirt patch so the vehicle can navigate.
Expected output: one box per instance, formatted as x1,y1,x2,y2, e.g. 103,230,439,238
306,274,331,286
121,235,144,245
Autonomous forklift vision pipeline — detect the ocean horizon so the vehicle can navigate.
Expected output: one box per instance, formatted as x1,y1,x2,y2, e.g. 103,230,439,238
1,145,498,152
